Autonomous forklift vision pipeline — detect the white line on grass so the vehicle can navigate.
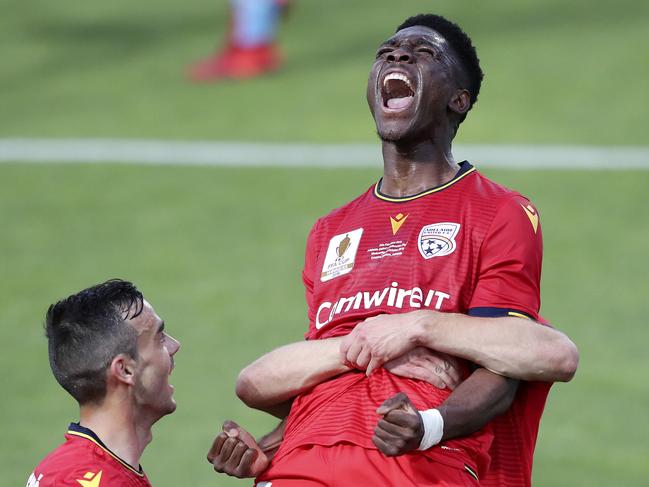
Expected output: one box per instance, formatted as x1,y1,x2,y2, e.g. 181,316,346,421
0,138,648,170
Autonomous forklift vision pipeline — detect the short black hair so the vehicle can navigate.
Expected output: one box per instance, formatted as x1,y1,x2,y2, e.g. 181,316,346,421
397,14,483,115
45,279,144,405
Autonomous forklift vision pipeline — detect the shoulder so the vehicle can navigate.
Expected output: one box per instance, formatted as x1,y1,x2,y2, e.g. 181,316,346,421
469,170,533,205
30,438,136,486
309,185,374,236
321,184,373,222
467,170,540,227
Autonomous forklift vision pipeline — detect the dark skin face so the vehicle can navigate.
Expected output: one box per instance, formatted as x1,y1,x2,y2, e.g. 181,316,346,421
367,26,471,195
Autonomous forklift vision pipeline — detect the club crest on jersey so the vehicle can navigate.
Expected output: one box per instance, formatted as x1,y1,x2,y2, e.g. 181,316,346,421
320,228,364,282
418,222,460,259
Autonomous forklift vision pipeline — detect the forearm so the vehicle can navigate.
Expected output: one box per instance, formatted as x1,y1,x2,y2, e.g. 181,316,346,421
412,311,578,382
257,419,287,461
236,337,349,412
437,367,518,440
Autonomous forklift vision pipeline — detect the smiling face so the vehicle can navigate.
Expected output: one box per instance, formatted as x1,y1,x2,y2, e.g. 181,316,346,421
128,300,180,420
367,25,465,142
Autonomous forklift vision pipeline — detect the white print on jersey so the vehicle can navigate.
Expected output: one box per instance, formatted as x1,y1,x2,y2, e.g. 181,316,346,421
418,222,461,259
320,228,364,282
366,240,407,260
315,281,451,329
26,473,43,487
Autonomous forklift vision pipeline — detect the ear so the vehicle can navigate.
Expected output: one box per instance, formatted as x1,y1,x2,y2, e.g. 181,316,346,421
448,89,471,116
109,354,137,386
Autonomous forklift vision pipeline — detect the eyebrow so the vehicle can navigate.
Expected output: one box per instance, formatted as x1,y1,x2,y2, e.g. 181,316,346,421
381,36,437,49
414,37,436,46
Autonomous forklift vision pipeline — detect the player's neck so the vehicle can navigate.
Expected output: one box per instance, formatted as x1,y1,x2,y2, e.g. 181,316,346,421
79,398,153,469
380,139,459,197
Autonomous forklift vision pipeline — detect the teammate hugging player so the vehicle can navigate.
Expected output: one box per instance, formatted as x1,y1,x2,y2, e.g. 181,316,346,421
27,280,180,487
207,13,578,486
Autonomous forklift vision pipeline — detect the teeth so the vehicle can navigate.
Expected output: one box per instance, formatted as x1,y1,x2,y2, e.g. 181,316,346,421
383,72,413,91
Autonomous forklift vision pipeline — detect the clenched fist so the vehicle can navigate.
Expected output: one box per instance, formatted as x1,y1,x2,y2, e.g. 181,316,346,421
373,392,424,456
207,420,269,478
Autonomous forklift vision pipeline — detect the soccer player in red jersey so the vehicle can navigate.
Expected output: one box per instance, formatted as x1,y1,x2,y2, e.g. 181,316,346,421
207,14,578,486
26,279,180,487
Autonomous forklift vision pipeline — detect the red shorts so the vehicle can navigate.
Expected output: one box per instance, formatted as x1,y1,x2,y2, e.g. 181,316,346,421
256,444,479,486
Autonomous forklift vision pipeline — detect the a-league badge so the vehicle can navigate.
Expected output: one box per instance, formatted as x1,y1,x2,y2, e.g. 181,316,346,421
320,228,364,282
418,222,460,259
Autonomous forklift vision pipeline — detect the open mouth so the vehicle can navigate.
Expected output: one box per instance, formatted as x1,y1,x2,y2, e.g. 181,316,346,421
382,72,415,110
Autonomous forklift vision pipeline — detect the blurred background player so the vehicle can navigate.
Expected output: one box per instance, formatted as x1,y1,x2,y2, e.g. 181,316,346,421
189,0,291,82
26,279,180,487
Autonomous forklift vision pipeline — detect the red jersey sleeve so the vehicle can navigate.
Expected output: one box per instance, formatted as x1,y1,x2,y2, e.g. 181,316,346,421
302,219,321,339
469,195,543,319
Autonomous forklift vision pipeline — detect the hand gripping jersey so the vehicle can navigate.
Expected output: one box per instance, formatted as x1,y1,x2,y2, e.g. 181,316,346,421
26,423,151,487
275,162,550,483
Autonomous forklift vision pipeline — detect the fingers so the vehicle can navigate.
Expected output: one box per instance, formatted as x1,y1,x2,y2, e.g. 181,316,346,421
382,409,421,431
222,419,240,436
376,416,416,437
341,334,364,369
432,364,455,390
208,435,258,478
207,420,271,479
341,331,375,371
224,421,260,450
366,355,384,376
355,346,372,370
372,399,423,456
412,353,460,390
218,436,238,466
439,354,462,390
383,357,448,388
207,432,228,463
376,392,411,415
372,432,396,456
425,353,462,390
410,365,448,389
236,449,258,476
224,441,254,476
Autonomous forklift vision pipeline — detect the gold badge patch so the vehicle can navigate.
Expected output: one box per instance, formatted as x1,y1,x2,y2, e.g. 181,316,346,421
320,228,364,282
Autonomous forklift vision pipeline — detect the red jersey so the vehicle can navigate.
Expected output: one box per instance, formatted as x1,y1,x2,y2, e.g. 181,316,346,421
276,162,549,481
27,423,151,487
483,380,551,487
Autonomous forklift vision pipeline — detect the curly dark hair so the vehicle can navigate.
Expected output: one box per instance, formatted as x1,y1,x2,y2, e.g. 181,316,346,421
397,14,484,117
45,279,144,405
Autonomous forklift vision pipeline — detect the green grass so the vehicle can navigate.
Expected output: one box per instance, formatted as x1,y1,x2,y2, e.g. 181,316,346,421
1,0,648,143
1,164,648,486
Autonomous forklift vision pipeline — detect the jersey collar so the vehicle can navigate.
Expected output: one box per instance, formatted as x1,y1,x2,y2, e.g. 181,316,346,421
374,161,476,203
67,422,145,477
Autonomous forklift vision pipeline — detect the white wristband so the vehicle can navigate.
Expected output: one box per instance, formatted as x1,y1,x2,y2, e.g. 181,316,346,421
417,408,444,451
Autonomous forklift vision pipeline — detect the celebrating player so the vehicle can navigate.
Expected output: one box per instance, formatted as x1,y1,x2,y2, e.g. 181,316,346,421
27,279,180,487
208,13,578,486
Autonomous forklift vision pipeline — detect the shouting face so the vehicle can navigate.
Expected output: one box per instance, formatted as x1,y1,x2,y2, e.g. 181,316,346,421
367,26,465,142
128,300,181,420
